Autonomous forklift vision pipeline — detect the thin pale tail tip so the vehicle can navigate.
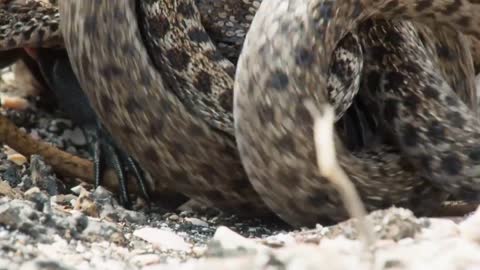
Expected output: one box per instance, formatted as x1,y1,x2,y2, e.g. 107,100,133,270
303,100,337,177
304,99,376,251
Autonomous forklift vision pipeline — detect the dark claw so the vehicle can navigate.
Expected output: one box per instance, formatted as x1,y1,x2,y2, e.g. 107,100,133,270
93,132,129,204
31,48,151,208
93,136,102,190
101,132,131,208
92,124,151,207
125,156,151,202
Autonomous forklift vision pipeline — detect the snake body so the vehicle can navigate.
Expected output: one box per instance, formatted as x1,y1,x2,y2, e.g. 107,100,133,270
58,0,386,224
58,0,278,218
234,0,480,225
1,0,480,226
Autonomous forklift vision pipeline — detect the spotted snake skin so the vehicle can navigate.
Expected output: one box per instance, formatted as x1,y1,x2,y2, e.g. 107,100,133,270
1,0,480,226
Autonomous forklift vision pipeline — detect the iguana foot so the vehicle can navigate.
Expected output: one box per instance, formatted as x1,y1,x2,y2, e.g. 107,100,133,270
28,47,152,208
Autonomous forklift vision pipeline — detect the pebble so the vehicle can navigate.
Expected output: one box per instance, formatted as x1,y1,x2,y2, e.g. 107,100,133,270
263,233,296,247
29,155,61,196
2,166,21,188
70,185,87,196
49,119,73,134
74,190,99,218
419,218,459,240
7,153,27,166
459,206,480,243
0,180,16,198
168,214,180,221
51,194,78,206
130,254,162,266
24,187,49,211
133,227,191,252
1,70,14,82
185,217,208,227
62,127,87,147
191,246,207,257
1,96,30,111
208,226,264,256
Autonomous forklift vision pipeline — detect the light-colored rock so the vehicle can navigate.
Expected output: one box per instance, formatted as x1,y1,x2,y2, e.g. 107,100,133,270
192,245,208,257
0,181,16,198
212,226,263,252
419,218,459,240
185,217,208,227
70,185,87,196
7,153,27,166
133,227,191,252
1,96,30,111
459,206,480,243
262,233,296,247
62,127,87,147
168,214,179,221
130,254,162,266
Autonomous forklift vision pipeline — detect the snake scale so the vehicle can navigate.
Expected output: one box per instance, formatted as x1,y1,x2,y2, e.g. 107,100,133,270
0,0,479,226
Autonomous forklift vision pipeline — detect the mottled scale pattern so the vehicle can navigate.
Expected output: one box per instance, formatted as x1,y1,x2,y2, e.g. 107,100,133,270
0,0,256,54
359,19,480,198
196,0,260,63
58,0,276,218
0,0,475,129
0,0,61,49
234,0,480,226
416,25,478,113
0,0,367,225
327,33,363,120
357,22,478,140
137,0,237,135
3,0,480,228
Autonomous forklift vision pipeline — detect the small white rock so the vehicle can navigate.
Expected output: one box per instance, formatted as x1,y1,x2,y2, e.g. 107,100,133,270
70,185,87,195
185,217,208,227
130,254,161,266
192,245,207,257
459,206,480,243
24,187,41,197
213,226,263,251
168,214,179,221
76,243,86,253
418,218,459,240
133,227,191,252
1,71,14,83
264,233,296,247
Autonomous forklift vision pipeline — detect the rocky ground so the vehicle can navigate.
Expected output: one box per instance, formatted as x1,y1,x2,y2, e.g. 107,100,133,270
0,60,479,270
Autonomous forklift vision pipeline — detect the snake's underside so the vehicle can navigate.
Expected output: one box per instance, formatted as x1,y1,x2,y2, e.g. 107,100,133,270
1,0,480,226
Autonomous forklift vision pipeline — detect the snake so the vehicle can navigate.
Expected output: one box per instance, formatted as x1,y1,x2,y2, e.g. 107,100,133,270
234,0,480,226
1,0,480,226
57,0,388,226
56,0,480,227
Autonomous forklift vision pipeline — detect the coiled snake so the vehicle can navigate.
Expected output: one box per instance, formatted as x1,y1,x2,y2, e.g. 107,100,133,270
2,0,480,226
234,0,480,225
